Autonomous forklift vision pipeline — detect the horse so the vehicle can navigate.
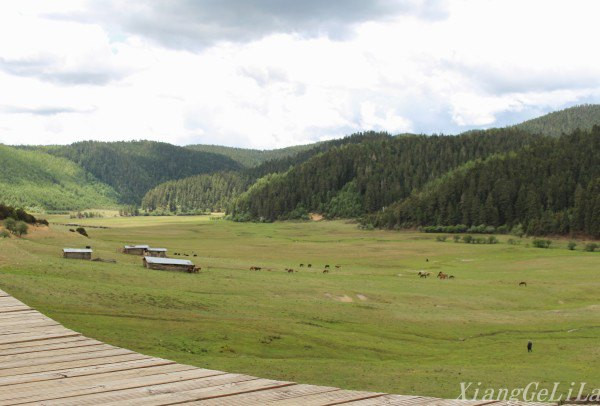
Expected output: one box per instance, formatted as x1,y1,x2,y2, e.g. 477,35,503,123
325,265,330,268
519,281,527,287
449,275,455,279
418,271,430,278
307,264,312,268
287,268,294,273
437,271,448,280
299,264,304,267
335,265,341,269
323,269,329,273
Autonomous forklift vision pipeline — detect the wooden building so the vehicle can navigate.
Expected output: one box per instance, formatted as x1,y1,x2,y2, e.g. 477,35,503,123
63,248,92,260
123,245,150,255
143,257,195,272
146,248,167,258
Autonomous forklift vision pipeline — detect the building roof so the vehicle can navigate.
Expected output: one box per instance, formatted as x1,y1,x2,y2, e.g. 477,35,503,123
63,248,93,253
124,245,150,249
147,248,167,252
144,257,193,266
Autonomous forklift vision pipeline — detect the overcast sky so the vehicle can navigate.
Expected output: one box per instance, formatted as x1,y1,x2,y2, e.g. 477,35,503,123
1,0,599,149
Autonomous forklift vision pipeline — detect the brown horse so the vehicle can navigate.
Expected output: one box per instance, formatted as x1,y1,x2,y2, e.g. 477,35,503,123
323,269,329,273
437,271,448,280
519,281,527,287
287,268,294,273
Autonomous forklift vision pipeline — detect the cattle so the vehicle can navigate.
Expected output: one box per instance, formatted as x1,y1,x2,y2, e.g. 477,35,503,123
527,341,533,352
287,268,294,273
323,269,329,273
449,275,455,279
325,265,330,268
307,264,312,268
299,264,304,267
335,265,341,269
193,254,197,257
519,281,527,287
250,266,262,271
426,258,429,262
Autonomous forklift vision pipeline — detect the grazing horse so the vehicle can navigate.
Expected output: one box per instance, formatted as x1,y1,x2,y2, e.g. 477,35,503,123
335,265,341,269
299,264,304,267
418,271,430,278
307,264,312,268
449,275,455,279
325,265,330,268
287,268,294,273
519,281,527,287
250,266,262,271
323,269,329,273
437,271,448,280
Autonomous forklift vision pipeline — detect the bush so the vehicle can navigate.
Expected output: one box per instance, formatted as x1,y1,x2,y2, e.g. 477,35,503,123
507,238,520,245
511,224,525,238
0,229,9,238
14,221,28,237
436,235,447,242
453,235,461,243
567,241,577,250
487,236,498,244
462,235,473,244
532,239,552,248
584,243,599,252
3,218,16,233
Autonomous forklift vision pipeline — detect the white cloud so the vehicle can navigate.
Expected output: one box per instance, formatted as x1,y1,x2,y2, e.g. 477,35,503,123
1,0,600,148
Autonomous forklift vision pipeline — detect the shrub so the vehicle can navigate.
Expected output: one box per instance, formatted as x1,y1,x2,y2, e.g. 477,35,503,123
585,243,599,252
511,224,525,238
567,241,577,251
532,239,552,248
487,236,498,244
507,238,520,245
14,221,28,237
436,235,447,242
453,235,461,243
462,235,473,244
3,218,16,233
0,229,9,238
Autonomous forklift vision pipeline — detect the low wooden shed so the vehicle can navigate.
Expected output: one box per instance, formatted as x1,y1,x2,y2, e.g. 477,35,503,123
63,248,92,260
146,248,167,258
143,257,195,272
123,245,149,255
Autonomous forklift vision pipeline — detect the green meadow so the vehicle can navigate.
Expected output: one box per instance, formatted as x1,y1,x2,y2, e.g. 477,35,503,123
0,215,599,398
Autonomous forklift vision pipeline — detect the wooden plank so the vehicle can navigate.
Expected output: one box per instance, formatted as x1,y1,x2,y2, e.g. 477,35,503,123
195,383,340,405
0,330,81,346
0,366,224,405
0,343,117,364
0,356,174,387
340,395,425,405
0,352,147,378
0,347,134,371
0,336,91,352
269,389,385,405
0,338,100,357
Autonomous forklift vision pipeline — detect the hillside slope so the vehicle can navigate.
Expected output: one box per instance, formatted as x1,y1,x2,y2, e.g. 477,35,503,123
0,144,118,211
370,127,600,237
513,104,600,137
46,141,242,204
229,129,542,221
142,132,390,213
186,143,318,168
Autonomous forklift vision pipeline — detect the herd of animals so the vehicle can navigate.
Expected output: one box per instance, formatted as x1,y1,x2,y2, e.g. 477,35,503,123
417,259,528,286
249,263,342,273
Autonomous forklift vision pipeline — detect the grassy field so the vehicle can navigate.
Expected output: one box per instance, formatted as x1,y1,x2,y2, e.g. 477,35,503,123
0,215,599,398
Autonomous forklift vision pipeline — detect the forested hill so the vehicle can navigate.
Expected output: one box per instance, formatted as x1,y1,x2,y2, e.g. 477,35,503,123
45,141,241,204
229,129,542,221
0,144,118,211
370,127,600,237
513,104,600,137
186,143,319,168
141,132,391,213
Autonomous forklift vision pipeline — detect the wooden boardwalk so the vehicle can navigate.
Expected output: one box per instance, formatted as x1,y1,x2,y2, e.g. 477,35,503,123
0,288,554,405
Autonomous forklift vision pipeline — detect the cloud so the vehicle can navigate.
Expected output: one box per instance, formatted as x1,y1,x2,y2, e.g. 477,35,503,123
52,0,449,50
1,105,95,116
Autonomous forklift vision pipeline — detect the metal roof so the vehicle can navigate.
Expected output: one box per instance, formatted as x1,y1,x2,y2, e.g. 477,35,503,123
124,245,150,249
147,248,167,252
63,248,93,253
144,257,193,266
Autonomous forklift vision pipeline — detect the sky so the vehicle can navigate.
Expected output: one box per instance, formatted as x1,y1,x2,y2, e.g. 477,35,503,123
1,0,599,149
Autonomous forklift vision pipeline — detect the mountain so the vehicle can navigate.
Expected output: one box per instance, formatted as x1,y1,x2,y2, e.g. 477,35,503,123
0,144,118,211
229,129,542,221
513,104,600,137
45,141,242,204
186,143,319,168
142,132,390,213
369,127,600,237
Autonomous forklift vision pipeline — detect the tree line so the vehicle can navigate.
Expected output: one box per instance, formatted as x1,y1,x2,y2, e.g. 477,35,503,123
368,127,600,237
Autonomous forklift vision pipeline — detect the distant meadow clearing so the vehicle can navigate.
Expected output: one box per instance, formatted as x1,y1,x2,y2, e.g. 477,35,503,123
0,214,598,398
